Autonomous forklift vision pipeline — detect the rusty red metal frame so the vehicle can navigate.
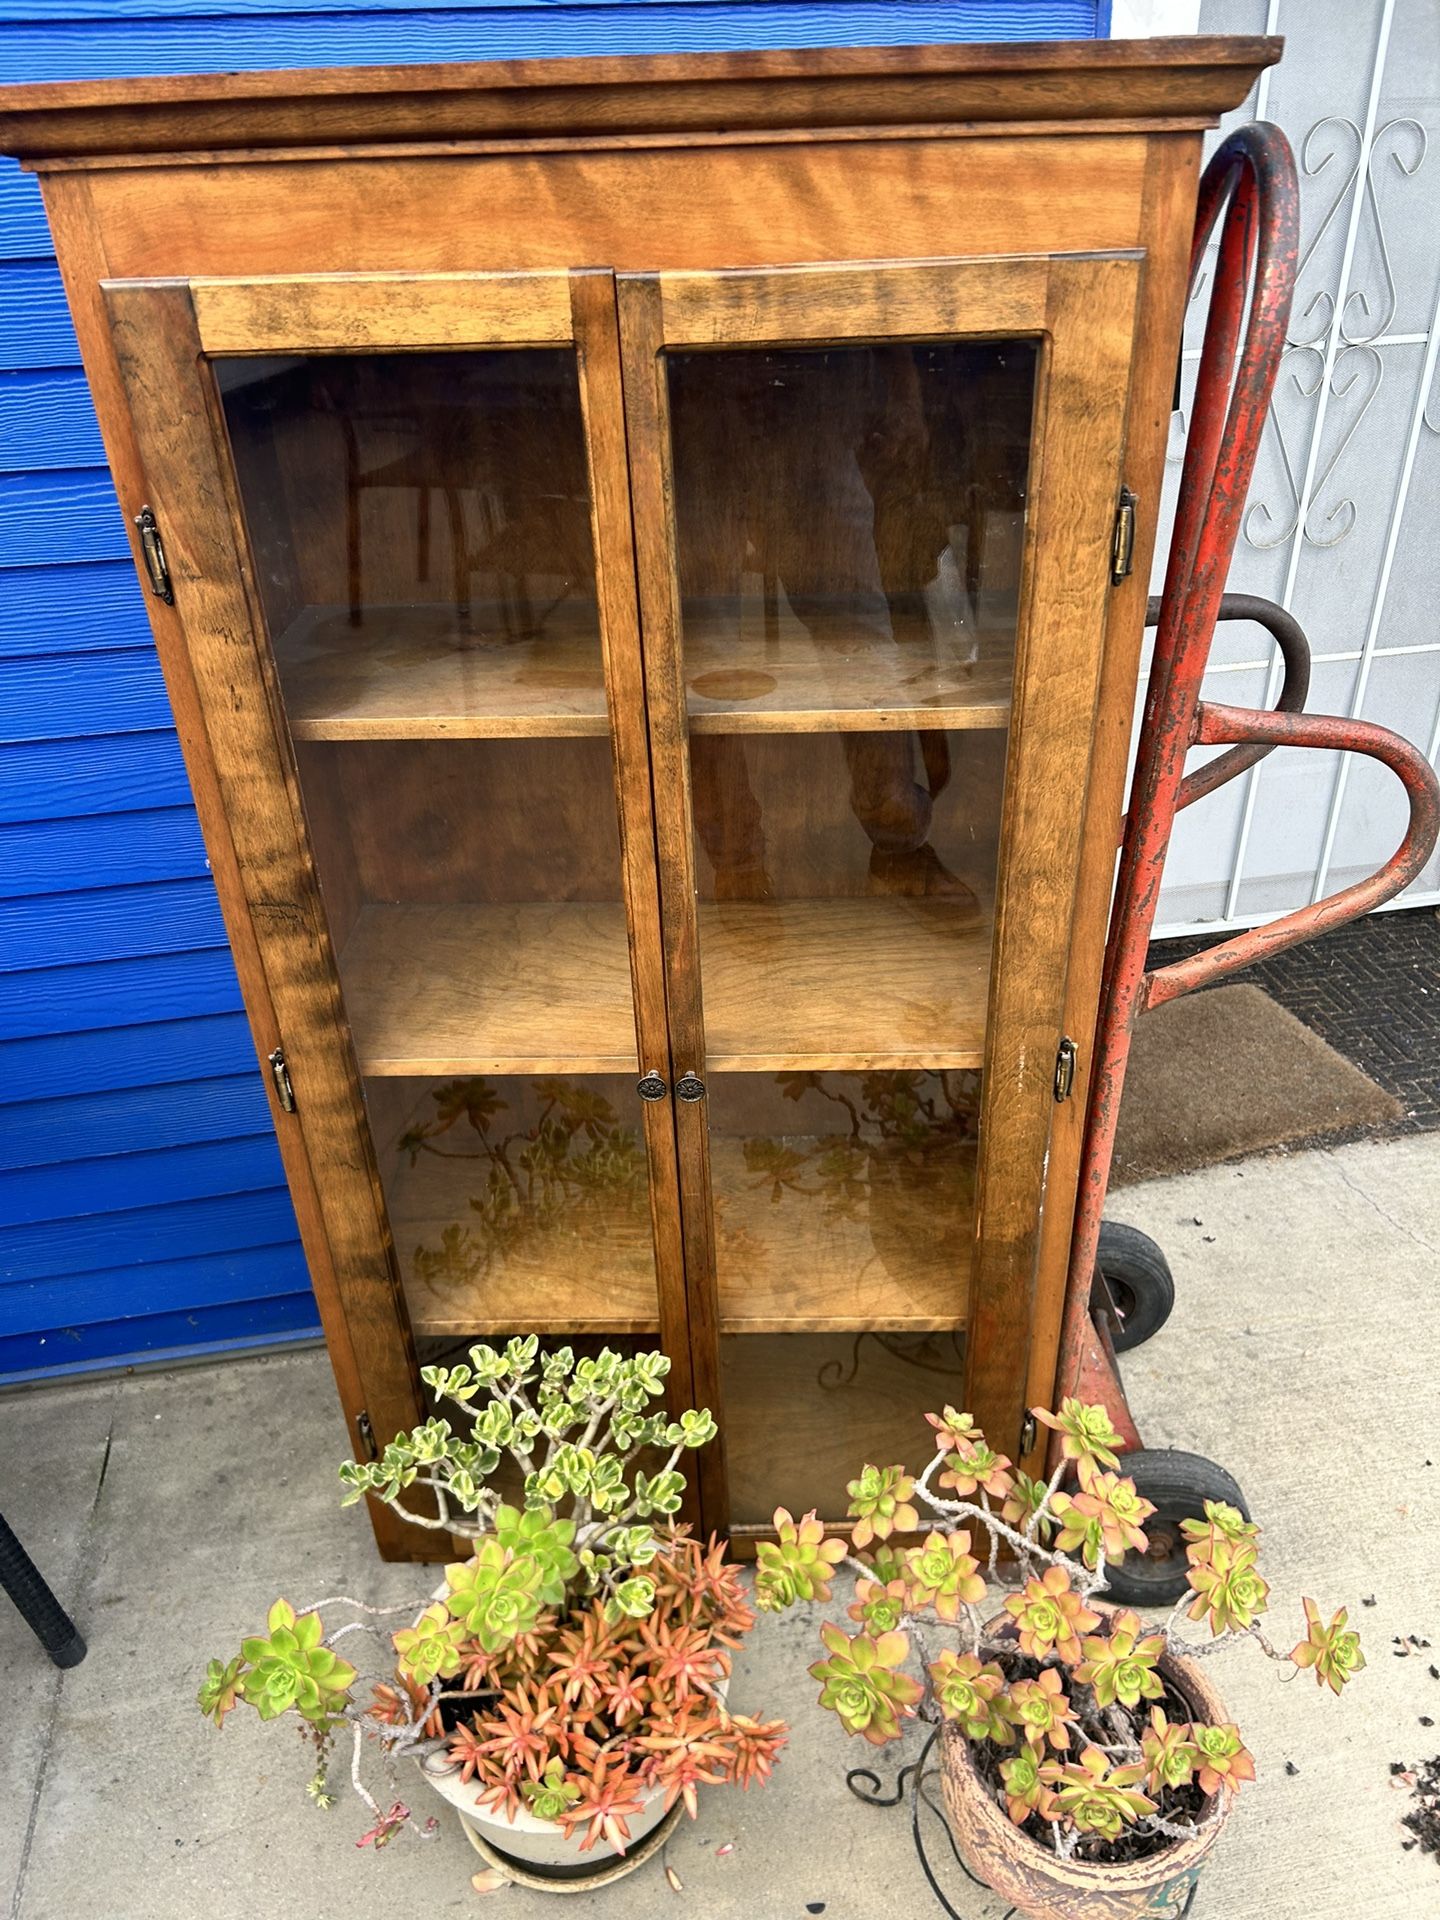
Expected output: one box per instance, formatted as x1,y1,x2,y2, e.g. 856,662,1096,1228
1050,125,1440,1448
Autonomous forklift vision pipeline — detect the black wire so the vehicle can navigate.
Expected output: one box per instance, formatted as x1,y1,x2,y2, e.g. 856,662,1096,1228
845,1754,926,1809
845,1726,1016,1920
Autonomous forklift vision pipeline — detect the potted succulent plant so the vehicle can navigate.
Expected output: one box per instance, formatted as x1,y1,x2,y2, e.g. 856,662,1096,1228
758,1398,1361,1920
198,1340,785,1890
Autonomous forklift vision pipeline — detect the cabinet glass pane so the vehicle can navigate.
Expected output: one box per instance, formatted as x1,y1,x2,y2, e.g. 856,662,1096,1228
370,1074,658,1338
218,349,658,1339
670,338,1034,1065
666,337,1035,1523
711,1069,975,1523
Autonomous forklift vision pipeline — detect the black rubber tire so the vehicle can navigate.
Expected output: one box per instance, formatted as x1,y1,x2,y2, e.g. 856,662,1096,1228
1099,1450,1249,1607
1093,1221,1176,1353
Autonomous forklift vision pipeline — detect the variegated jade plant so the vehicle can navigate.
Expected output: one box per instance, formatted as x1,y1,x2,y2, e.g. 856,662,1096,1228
199,1342,784,1853
758,1400,1360,1866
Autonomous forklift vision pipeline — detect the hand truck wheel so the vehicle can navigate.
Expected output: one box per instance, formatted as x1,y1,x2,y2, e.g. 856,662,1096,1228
1092,1221,1175,1354
1100,1450,1249,1607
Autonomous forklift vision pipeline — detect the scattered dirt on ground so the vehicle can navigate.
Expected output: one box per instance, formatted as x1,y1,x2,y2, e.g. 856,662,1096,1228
1394,1755,1440,1862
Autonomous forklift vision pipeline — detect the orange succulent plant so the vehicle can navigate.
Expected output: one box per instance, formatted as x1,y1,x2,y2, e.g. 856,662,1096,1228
198,1343,786,1856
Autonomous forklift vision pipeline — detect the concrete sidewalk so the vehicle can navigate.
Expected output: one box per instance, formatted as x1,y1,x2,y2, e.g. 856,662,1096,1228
3,1133,1437,1919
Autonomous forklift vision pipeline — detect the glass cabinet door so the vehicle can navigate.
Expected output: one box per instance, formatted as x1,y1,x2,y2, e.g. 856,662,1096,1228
218,340,662,1349
105,271,687,1474
619,256,1141,1531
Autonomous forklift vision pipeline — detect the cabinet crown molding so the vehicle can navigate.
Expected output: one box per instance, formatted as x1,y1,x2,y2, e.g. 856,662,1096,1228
0,36,1281,168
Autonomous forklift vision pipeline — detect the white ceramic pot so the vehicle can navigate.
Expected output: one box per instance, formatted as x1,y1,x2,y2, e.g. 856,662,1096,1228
420,1750,673,1869
414,1602,728,1881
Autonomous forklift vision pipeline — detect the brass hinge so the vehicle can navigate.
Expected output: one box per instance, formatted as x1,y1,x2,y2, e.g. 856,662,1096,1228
268,1045,296,1113
1053,1036,1078,1103
356,1411,378,1461
1110,486,1138,583
134,505,174,604
1019,1412,1039,1455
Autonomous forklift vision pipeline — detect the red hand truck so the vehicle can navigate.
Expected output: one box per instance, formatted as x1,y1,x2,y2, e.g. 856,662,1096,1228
1049,125,1440,1604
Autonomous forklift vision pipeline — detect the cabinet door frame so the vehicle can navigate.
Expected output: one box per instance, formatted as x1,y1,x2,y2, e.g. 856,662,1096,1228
101,268,691,1550
616,252,1143,1531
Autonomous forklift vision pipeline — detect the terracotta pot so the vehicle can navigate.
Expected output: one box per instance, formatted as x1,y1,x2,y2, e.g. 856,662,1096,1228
940,1646,1231,1920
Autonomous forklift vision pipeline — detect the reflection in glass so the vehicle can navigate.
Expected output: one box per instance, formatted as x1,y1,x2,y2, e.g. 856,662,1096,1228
709,1071,976,1525
711,1071,978,1318
219,350,603,733
218,349,660,1343
372,1075,656,1335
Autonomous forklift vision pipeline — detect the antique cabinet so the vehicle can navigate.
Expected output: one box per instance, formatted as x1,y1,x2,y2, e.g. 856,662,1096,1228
0,36,1279,1558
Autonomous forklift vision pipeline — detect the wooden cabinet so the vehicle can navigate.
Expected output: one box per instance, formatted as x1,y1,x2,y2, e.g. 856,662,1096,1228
0,35,1279,1558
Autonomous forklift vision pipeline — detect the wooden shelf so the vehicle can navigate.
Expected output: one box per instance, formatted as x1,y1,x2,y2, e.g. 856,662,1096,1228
711,1132,972,1331
698,895,993,1070
339,896,990,1079
683,596,1013,734
269,596,1014,741
273,599,610,739
341,902,639,1075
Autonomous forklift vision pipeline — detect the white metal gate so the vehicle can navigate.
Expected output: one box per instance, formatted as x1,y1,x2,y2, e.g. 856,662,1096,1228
1151,0,1440,933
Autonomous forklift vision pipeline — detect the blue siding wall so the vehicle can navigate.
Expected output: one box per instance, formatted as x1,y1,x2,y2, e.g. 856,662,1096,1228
0,0,1106,1383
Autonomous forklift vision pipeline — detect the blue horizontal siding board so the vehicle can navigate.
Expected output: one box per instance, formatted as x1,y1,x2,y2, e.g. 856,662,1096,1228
1,1241,312,1339
0,875,228,970
0,1294,321,1381
0,0,1100,15
0,371,106,472
0,1133,286,1228
2,1184,298,1284
0,470,128,567
0,563,152,658
0,6,1102,83
0,647,175,743
0,1073,274,1169
0,729,191,822
0,805,210,896
0,1011,256,1103
2,946,244,1037
0,262,78,370
0,160,51,261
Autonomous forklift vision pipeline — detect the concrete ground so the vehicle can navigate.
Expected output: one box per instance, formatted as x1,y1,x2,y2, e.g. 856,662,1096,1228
3,1133,1437,1919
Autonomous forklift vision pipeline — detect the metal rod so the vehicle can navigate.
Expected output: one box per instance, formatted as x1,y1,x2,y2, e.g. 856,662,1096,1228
0,1512,87,1670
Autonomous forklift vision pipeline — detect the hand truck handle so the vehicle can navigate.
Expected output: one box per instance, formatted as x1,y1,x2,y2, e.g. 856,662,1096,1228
1143,592,1311,815
1145,702,1440,1010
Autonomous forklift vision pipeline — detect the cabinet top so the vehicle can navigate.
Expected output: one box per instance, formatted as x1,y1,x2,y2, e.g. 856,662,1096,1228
0,36,1280,166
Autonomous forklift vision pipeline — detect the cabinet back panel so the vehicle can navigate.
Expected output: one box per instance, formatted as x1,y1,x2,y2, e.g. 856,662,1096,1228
330,736,629,906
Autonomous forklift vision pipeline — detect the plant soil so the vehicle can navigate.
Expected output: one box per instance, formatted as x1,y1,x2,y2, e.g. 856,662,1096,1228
970,1655,1210,1868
